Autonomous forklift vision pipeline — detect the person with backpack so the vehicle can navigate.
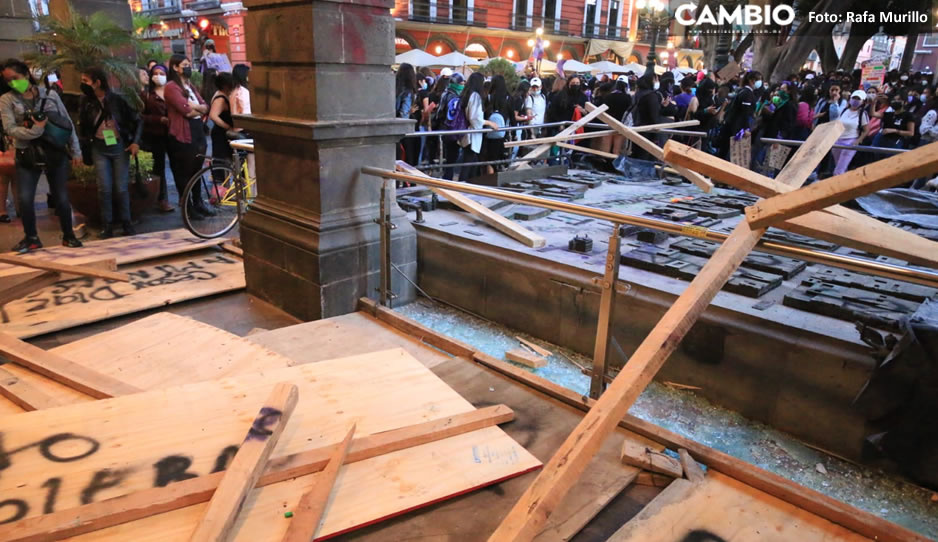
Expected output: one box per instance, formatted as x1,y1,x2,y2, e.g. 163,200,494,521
483,75,510,174
832,90,870,175
78,66,143,238
395,63,418,165
0,58,82,252
457,72,485,182
524,78,546,136
436,73,464,180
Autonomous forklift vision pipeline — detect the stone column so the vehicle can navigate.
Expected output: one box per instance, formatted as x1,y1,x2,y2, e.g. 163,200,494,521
0,0,32,61
237,0,417,320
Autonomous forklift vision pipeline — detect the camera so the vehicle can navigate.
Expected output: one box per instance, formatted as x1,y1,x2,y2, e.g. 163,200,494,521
26,111,47,122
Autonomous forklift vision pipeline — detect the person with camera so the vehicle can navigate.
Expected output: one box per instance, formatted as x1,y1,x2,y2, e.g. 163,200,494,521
78,67,143,238
0,58,82,253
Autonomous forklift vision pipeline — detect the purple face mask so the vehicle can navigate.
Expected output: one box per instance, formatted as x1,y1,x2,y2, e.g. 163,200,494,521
850,98,862,108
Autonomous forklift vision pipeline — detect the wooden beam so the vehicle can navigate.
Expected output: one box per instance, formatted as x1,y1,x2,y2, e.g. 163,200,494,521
0,272,61,307
220,242,244,258
189,382,299,542
745,141,938,229
0,331,142,399
505,348,547,368
395,161,547,248
485,122,835,541
662,139,938,268
511,104,609,169
679,449,706,484
0,365,63,410
0,405,515,542
516,337,553,358
555,142,619,159
503,130,616,148
282,425,356,542
773,122,845,187
0,253,130,282
584,102,713,193
621,438,683,478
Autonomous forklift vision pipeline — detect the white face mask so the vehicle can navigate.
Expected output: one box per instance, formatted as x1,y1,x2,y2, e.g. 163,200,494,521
754,80,763,89
653,82,660,90
900,75,908,81
47,73,58,84
152,74,167,86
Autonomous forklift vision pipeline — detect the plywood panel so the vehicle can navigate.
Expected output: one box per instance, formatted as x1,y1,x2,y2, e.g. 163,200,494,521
608,471,870,542
0,229,223,282
0,253,245,339
0,349,541,539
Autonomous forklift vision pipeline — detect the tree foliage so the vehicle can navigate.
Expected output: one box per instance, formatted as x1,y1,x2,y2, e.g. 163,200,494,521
481,58,521,93
132,13,169,68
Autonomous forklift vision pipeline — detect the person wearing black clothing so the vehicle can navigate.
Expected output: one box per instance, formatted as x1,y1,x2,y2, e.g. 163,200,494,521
875,98,915,149
395,63,418,165
78,66,142,237
630,74,662,160
546,76,587,125
140,64,173,212
208,72,237,180
717,70,761,159
597,80,631,156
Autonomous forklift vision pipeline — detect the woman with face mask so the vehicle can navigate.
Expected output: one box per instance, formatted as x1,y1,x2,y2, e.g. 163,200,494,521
630,74,662,160
140,64,173,212
0,58,82,252
875,97,915,150
716,70,761,160
164,54,213,219
78,66,143,238
831,90,871,175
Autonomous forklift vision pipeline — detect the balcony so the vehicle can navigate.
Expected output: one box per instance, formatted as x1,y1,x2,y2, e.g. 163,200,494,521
582,23,626,40
186,0,221,10
409,4,488,28
510,16,572,36
635,27,670,46
139,0,180,15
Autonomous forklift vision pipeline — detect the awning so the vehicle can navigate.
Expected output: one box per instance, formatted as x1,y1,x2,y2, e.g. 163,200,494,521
585,39,635,60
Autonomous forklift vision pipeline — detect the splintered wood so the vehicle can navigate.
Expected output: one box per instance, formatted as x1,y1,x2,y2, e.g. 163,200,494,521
0,349,540,540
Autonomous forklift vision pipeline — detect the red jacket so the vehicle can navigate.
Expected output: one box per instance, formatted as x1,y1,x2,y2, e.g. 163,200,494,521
165,80,205,144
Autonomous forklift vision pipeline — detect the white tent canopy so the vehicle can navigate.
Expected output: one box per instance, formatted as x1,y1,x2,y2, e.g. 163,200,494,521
560,59,592,73
588,60,633,74
431,51,482,67
622,62,647,75
394,49,440,67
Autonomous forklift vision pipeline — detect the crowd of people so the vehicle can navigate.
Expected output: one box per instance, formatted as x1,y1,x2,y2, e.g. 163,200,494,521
0,44,252,253
394,61,938,186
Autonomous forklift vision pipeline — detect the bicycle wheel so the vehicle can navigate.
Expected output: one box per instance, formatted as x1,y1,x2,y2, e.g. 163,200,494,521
181,162,242,239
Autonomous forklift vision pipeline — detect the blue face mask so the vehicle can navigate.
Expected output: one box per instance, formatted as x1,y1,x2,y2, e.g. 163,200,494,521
754,80,763,89
922,94,928,103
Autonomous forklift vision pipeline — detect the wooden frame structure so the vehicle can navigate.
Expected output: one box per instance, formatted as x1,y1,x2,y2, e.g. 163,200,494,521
485,116,938,540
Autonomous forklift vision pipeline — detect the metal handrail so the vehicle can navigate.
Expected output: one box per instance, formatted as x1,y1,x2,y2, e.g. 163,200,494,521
361,165,938,289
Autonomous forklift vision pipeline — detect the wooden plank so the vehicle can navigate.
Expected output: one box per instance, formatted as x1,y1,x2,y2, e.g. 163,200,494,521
634,472,675,487
774,122,845,187
511,104,609,169
0,229,223,281
661,140,938,268
0,254,129,282
220,243,243,258
533,470,637,542
281,425,355,542
555,142,618,159
621,438,683,478
679,448,706,484
0,331,142,398
0,365,63,410
505,348,547,368
486,126,834,540
189,382,299,542
0,253,245,339
745,141,938,229
0,405,515,542
342,302,925,542
607,472,870,542
585,102,713,192
396,161,547,248
503,130,616,148
0,272,61,307
0,350,540,541
516,337,552,358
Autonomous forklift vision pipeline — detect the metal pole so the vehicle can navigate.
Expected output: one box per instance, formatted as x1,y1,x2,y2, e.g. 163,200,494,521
361,166,938,289
376,179,395,307
591,224,621,399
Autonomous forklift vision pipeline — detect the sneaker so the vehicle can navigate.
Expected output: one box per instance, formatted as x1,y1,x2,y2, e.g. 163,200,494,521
158,200,174,213
61,235,83,248
0,214,10,223
98,226,114,240
122,221,136,236
195,203,217,217
12,236,42,253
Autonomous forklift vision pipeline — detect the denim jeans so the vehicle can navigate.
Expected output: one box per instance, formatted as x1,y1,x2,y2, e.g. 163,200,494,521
92,139,131,225
15,146,72,237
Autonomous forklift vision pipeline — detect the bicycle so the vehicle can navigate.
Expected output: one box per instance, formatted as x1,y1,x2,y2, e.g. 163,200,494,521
181,132,257,239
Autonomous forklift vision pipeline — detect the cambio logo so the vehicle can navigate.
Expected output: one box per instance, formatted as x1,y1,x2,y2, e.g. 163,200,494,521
674,3,796,26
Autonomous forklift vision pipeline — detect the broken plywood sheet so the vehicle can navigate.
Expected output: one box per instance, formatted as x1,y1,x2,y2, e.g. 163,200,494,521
0,229,223,285
0,348,541,539
0,253,245,339
0,313,297,411
607,471,869,541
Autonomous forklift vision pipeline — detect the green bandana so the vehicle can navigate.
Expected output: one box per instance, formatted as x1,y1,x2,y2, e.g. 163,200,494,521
8,79,28,94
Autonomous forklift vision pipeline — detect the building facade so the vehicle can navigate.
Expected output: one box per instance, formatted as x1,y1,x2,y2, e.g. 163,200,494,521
132,0,247,67
909,33,938,76
392,0,701,68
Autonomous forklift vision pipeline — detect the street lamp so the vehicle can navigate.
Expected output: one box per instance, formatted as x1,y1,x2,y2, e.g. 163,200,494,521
636,0,668,67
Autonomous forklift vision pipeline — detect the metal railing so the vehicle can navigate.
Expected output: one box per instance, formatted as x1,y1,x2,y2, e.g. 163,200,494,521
510,16,572,36
583,23,627,40
409,4,488,27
